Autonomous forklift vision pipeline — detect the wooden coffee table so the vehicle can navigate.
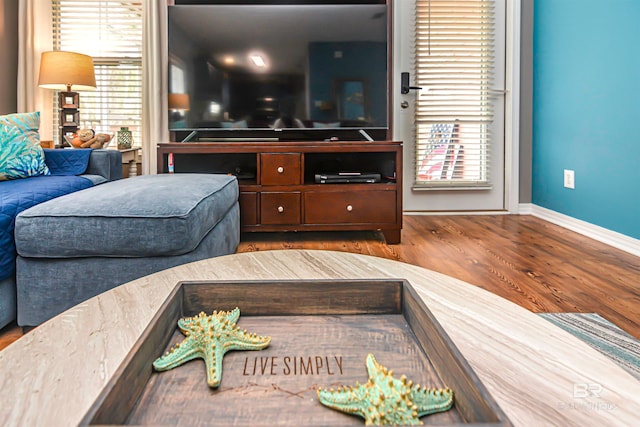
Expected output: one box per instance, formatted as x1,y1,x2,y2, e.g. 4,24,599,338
0,250,637,426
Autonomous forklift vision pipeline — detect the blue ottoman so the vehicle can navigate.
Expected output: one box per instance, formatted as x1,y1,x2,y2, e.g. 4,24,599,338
14,174,239,327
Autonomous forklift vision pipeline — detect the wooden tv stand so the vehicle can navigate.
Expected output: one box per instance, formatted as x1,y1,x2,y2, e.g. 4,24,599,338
157,141,402,244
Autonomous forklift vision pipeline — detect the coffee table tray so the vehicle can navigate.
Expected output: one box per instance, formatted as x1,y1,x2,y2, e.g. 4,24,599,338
82,279,511,426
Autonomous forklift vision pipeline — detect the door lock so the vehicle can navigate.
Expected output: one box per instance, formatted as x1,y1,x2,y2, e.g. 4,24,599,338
401,72,422,94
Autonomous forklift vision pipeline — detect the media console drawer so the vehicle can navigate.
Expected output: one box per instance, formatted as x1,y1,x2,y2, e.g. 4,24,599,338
304,190,396,224
260,153,301,186
261,192,301,225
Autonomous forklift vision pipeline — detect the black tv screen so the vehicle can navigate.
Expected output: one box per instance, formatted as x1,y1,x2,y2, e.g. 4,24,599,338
168,1,389,141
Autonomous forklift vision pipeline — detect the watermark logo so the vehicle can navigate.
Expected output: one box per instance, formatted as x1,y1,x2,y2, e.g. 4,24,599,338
573,383,602,399
556,383,616,412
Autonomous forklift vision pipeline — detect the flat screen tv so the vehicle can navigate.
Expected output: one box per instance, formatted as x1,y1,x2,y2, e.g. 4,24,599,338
168,0,390,142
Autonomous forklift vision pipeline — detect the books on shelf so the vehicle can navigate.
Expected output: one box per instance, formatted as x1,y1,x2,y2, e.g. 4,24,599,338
314,172,381,184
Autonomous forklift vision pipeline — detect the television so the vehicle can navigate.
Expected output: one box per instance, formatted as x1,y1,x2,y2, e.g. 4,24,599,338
168,0,390,142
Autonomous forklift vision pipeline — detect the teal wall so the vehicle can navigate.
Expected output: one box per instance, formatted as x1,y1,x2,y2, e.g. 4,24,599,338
532,0,640,239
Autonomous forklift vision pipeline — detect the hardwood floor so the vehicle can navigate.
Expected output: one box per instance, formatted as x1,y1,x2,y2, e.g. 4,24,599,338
236,215,640,339
1,215,638,351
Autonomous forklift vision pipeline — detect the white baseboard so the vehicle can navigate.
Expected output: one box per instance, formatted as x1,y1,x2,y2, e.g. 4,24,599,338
526,204,639,257
518,203,533,215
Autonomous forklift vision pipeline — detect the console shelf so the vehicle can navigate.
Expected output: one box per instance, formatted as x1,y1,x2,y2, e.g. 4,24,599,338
157,141,402,243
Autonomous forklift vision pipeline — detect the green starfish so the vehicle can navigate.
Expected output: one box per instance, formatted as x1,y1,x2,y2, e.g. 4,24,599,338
152,307,271,388
317,353,454,425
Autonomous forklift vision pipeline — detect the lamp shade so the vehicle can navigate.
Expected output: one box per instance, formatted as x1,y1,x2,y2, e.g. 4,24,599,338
38,51,97,92
168,93,190,110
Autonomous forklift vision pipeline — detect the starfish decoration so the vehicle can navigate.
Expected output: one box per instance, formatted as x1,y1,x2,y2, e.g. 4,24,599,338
317,353,454,425
152,307,271,388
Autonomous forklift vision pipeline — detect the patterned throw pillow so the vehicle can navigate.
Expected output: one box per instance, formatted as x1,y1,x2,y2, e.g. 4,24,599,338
0,112,50,180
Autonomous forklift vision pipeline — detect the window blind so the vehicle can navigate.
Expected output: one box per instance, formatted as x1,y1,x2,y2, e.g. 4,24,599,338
414,0,496,187
52,0,143,147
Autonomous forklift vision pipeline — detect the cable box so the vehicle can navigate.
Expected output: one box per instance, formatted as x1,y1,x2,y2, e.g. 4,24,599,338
315,172,381,184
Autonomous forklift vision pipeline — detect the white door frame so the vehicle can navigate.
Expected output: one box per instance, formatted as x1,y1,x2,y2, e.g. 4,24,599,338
505,0,521,214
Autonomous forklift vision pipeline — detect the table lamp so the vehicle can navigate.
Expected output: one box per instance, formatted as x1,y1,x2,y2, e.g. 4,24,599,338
38,51,96,147
168,93,190,111
168,93,190,125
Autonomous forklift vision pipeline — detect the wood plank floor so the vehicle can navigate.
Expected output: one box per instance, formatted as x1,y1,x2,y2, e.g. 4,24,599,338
236,215,640,339
1,215,638,351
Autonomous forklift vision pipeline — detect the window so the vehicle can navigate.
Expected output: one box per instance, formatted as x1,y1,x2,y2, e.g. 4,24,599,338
414,0,497,187
169,62,185,94
52,0,142,147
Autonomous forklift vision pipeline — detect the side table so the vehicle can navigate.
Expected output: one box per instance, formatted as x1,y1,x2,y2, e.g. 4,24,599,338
118,148,140,178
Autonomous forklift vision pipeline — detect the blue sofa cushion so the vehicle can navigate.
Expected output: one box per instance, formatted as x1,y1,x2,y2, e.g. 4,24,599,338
44,148,92,176
0,175,93,281
15,174,239,258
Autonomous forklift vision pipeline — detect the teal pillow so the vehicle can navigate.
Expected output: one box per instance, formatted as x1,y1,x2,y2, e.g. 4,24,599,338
0,112,50,180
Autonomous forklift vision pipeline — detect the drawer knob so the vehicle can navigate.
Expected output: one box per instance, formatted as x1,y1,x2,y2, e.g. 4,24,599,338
346,205,353,212
277,206,284,213
277,166,284,173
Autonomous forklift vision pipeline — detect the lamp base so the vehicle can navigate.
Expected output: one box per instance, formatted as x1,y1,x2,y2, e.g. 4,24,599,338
59,91,80,148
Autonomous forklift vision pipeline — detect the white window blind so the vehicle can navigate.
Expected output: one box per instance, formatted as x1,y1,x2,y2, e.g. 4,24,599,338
414,0,496,187
52,0,142,147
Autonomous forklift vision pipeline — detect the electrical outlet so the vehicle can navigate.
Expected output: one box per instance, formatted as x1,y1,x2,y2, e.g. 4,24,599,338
564,169,575,189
